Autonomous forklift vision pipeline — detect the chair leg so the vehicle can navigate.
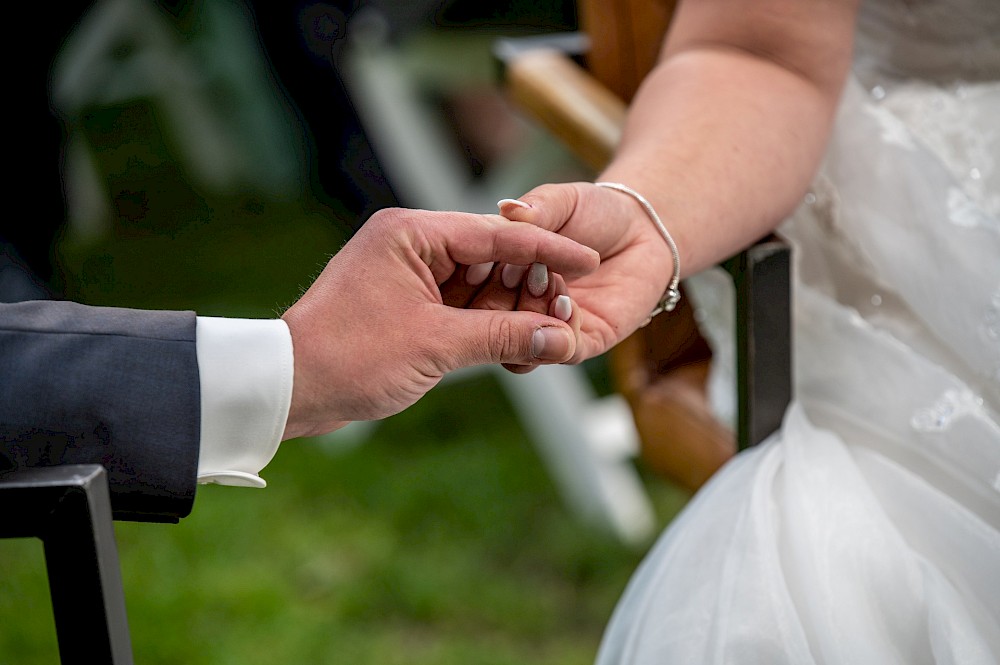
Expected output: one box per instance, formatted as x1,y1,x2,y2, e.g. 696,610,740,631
495,363,657,545
610,293,736,492
725,239,793,450
1,465,134,665
612,237,793,491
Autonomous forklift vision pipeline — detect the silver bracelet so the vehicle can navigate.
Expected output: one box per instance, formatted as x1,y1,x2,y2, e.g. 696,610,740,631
595,182,681,324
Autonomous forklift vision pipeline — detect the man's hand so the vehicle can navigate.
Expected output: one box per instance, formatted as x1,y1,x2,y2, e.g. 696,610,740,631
279,207,599,440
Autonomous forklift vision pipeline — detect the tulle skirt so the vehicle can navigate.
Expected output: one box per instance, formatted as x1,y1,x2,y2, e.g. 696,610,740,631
595,284,1000,664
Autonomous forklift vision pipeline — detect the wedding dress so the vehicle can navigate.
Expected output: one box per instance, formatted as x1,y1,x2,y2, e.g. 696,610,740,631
595,0,1000,662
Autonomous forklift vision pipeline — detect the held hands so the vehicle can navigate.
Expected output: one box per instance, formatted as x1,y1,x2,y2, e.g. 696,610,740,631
280,207,599,440
494,182,677,363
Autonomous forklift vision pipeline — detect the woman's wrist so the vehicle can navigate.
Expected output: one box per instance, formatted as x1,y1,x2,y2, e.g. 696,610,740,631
589,181,680,325
595,182,681,322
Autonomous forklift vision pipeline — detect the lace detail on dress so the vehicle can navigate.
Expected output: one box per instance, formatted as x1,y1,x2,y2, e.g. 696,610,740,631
877,81,1000,216
948,188,999,233
863,103,919,151
910,389,989,432
855,0,1000,83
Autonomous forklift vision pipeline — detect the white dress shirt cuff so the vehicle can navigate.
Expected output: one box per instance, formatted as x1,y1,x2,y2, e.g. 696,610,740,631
195,316,293,487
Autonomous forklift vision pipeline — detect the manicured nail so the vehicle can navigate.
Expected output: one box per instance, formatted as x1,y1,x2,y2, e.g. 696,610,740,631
501,264,528,289
465,262,494,285
554,295,572,322
532,327,567,360
527,262,548,297
497,198,532,211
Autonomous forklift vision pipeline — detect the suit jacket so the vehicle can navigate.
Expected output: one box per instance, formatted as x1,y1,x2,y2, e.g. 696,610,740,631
0,300,200,522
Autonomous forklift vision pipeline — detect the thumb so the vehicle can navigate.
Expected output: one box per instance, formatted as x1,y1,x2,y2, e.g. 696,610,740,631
435,308,575,369
497,182,586,232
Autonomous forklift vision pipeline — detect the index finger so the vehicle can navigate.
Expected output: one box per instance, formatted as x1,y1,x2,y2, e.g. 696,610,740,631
477,216,600,277
399,211,600,284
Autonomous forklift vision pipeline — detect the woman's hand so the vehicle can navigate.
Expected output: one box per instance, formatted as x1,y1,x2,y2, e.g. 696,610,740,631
494,182,678,363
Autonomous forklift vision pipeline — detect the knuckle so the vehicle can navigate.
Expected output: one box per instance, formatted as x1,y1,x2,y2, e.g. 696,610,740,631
369,207,414,232
488,316,521,362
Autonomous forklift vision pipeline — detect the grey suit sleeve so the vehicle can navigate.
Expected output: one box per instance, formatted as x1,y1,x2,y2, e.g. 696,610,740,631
0,300,201,522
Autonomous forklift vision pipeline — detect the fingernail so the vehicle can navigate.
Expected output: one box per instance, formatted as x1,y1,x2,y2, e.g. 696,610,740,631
501,264,528,289
497,198,532,211
527,262,548,297
465,262,494,285
532,327,567,360
554,295,572,322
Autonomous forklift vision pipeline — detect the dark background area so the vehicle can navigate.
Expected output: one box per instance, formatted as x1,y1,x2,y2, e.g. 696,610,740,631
1,0,578,301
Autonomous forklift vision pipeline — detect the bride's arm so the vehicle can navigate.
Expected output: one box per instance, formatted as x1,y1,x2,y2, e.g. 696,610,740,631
605,0,859,273
500,0,861,360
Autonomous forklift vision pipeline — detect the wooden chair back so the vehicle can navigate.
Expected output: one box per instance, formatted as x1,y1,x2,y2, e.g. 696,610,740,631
579,0,676,102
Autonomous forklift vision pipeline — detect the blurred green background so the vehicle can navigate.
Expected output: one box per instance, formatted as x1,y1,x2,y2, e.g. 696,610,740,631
0,1,688,663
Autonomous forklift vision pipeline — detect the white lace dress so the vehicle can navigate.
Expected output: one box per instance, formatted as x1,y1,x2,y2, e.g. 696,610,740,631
595,1,1000,662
